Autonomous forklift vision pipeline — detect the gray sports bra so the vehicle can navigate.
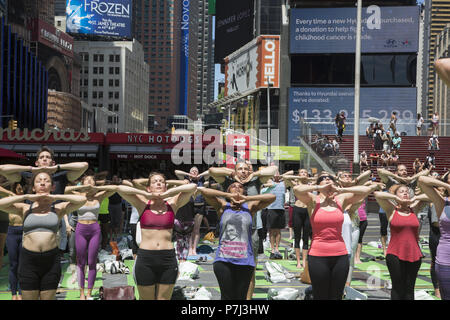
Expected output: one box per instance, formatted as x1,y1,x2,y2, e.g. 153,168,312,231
77,202,100,221
23,203,60,236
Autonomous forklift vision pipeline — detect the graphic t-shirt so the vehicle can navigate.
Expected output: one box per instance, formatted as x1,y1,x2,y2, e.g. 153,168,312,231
214,203,255,267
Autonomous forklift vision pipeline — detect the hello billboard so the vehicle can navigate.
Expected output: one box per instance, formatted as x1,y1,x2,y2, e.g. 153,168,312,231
290,6,419,54
66,0,132,38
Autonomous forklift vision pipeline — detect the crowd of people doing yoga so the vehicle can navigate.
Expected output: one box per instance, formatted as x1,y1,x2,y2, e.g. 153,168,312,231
0,145,450,301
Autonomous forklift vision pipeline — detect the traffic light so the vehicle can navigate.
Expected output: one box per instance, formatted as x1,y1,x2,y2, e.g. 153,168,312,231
8,119,17,130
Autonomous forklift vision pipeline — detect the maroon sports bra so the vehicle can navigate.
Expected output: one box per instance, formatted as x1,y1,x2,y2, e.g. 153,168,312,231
139,200,175,230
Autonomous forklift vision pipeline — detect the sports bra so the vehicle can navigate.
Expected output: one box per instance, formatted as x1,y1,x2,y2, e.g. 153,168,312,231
77,202,100,221
139,200,175,230
23,203,60,236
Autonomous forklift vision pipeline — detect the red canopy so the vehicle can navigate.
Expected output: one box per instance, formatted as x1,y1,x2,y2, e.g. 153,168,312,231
0,148,27,159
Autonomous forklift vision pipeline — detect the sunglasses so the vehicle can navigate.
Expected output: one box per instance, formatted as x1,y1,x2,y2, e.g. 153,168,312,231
317,175,335,183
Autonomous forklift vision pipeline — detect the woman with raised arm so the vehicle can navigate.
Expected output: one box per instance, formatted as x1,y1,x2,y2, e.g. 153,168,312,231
373,184,430,300
64,175,119,300
0,172,86,300
198,182,275,300
115,172,196,300
293,173,375,300
418,174,450,300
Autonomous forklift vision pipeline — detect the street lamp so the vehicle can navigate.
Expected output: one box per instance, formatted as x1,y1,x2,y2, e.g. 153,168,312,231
353,0,362,175
267,76,273,165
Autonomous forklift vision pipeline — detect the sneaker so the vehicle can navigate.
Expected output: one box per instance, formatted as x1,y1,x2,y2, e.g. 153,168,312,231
269,253,277,259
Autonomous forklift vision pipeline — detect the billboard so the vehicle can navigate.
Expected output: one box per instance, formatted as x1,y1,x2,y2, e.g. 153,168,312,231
290,6,419,54
214,0,254,64
288,87,417,146
224,35,280,96
179,0,189,116
66,0,132,38
29,19,74,58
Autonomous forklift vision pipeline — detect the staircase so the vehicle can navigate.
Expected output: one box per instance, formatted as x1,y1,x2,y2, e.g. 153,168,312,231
337,135,450,176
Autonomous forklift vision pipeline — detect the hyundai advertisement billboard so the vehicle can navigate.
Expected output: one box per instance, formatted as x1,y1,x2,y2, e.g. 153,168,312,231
288,87,417,146
66,0,132,38
290,6,419,54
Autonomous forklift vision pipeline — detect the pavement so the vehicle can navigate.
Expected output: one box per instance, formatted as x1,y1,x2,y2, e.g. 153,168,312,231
0,211,439,300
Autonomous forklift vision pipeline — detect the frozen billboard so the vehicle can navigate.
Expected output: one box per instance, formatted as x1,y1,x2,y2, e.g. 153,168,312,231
290,6,419,54
66,0,132,38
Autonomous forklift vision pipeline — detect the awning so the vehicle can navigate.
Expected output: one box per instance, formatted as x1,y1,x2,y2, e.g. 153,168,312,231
0,147,27,159
0,144,99,153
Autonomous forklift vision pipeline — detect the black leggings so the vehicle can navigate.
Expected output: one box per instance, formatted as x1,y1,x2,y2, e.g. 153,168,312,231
6,226,23,295
379,212,388,236
429,227,440,290
386,254,421,300
213,261,254,300
358,220,368,244
292,206,311,250
308,254,349,300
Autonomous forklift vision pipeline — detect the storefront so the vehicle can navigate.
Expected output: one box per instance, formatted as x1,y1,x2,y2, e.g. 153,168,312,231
0,125,106,168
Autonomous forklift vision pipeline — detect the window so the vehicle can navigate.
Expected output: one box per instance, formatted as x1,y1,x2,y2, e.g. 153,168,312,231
115,79,119,87
83,79,88,86
115,55,120,62
83,53,89,61
108,116,113,124
109,67,114,74
99,54,104,62
93,54,98,62
98,91,103,99
114,104,119,112
109,79,114,87
93,79,97,86
109,54,114,62
108,104,113,111
114,92,119,99
93,91,97,99
109,91,114,99
99,79,103,87
99,67,104,74
115,67,120,74
93,67,98,74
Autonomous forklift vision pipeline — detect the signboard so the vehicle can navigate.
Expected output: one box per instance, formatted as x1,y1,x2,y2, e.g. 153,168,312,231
225,35,280,96
250,146,304,161
179,0,189,115
288,87,417,146
66,0,132,38
214,0,254,63
29,19,74,58
290,6,419,53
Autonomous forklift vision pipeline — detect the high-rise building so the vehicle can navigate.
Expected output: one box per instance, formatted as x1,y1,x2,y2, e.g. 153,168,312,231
187,0,214,120
133,0,214,131
24,0,55,25
74,40,150,133
133,0,180,131
427,0,450,119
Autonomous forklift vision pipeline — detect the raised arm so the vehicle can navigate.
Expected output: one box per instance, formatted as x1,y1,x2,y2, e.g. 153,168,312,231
208,167,234,184
0,194,29,216
373,191,401,220
377,168,401,184
166,179,189,189
51,194,87,218
116,185,155,213
337,185,378,211
354,170,372,186
164,183,197,213
197,187,229,213
93,185,119,202
293,184,319,209
418,175,447,218
174,170,190,180
131,178,148,191
0,164,31,183
252,165,278,184
59,162,89,182
246,194,276,214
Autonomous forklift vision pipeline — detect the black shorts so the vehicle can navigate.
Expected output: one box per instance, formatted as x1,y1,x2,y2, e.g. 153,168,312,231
98,213,111,224
134,249,178,286
0,221,8,233
18,247,61,291
379,212,388,236
267,209,286,230
194,204,206,216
